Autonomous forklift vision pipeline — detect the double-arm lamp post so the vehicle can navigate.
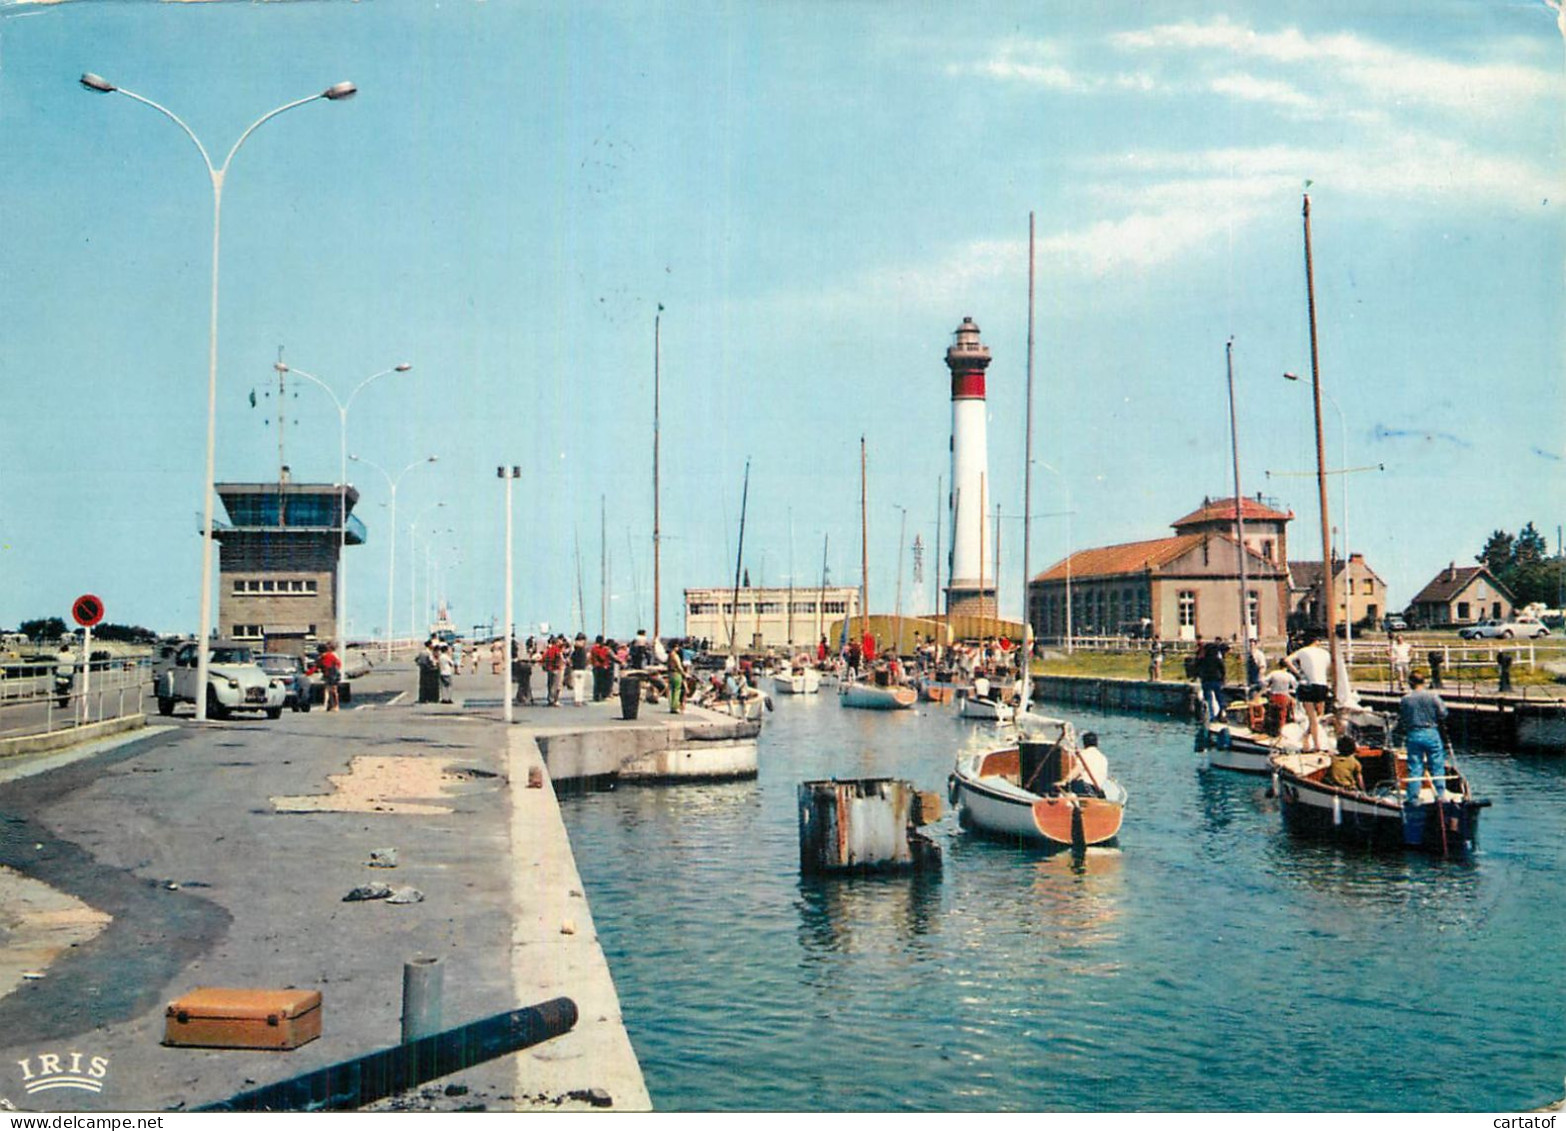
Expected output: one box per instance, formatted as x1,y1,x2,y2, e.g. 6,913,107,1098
350,454,438,660
81,73,356,720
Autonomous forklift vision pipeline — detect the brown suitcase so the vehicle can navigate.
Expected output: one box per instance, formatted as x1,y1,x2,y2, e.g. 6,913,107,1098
164,987,323,1050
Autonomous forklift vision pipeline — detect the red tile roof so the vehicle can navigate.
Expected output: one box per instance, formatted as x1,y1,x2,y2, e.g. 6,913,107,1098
1171,497,1294,529
1034,534,1206,583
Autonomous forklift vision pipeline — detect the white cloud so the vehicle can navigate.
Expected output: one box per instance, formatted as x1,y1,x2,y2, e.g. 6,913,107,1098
1208,73,1318,113
1111,17,1559,118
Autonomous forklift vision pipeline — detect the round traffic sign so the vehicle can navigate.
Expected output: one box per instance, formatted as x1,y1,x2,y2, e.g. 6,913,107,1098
72,594,104,628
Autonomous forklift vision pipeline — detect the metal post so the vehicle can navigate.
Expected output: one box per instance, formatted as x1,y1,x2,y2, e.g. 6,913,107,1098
502,467,517,725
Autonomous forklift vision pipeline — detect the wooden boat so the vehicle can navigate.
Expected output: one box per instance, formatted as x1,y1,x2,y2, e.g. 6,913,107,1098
950,714,1126,848
840,674,916,711
956,683,1014,723
1268,732,1489,858
1197,698,1310,774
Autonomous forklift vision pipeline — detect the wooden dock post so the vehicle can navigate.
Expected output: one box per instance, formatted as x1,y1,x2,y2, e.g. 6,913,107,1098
797,778,942,875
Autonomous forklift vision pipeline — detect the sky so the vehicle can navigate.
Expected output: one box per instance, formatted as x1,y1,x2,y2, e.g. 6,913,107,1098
0,0,1561,641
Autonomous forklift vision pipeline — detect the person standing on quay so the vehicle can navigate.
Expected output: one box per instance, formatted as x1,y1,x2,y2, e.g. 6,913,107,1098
318,642,343,711
570,633,590,706
1197,637,1229,723
1399,671,1452,805
437,643,455,704
667,646,686,714
544,636,565,706
1287,635,1333,752
590,635,612,701
416,638,440,704
1389,633,1412,691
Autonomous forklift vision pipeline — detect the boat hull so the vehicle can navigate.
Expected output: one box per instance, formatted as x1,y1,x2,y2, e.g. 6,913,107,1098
1197,721,1295,774
951,750,1124,849
957,696,1014,723
772,668,821,695
1271,759,1486,858
840,682,917,710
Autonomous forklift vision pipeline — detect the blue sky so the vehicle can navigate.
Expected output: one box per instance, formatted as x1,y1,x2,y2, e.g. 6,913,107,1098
0,0,1560,640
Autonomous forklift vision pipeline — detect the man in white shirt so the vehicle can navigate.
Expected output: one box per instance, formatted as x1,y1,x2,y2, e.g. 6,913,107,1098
1287,636,1333,751
1068,732,1110,793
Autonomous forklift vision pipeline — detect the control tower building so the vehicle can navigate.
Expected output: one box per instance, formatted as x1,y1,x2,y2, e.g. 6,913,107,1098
212,472,362,655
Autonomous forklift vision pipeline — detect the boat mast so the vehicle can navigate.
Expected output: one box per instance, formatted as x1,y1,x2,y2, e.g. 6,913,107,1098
787,509,795,649
600,494,607,638
933,475,943,618
1021,211,1036,709
653,307,662,640
729,458,751,659
859,437,869,649
894,506,907,655
1226,338,1251,645
1302,194,1342,687
978,473,987,639
817,533,829,648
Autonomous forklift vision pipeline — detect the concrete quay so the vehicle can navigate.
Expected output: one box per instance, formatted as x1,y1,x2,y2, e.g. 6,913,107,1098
0,663,730,1113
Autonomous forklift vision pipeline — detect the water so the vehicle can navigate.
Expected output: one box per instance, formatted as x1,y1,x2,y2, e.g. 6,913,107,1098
559,696,1566,1111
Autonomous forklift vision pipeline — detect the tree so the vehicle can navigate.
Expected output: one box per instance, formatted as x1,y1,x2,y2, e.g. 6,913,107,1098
19,617,67,642
1515,522,1548,567
1477,530,1514,576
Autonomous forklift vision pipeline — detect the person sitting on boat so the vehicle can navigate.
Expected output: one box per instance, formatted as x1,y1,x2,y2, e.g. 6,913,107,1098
1398,672,1451,806
1286,635,1333,752
1065,732,1110,796
1324,733,1365,791
973,674,991,701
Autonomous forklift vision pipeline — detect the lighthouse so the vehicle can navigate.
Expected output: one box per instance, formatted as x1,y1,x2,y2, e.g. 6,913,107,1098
945,316,996,619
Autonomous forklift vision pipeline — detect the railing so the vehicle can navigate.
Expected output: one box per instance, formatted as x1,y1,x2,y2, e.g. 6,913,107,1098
0,657,153,740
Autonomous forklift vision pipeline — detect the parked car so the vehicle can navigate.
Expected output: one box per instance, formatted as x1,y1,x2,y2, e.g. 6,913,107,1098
257,653,313,712
155,641,287,719
1382,615,1408,633
1459,616,1550,640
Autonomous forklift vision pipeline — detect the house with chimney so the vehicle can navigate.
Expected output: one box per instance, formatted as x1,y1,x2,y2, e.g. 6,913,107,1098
1287,553,1388,633
1407,563,1514,628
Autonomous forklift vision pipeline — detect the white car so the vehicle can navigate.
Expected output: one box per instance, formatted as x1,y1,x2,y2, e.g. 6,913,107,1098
156,641,288,719
1459,617,1550,640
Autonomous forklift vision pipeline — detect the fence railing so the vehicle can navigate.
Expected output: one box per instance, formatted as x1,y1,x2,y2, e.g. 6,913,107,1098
0,658,152,739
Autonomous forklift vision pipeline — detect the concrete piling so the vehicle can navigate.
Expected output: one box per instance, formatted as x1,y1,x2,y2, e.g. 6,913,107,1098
401,956,444,1044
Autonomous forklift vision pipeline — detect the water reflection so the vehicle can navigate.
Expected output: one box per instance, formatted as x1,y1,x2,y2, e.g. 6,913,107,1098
795,871,943,958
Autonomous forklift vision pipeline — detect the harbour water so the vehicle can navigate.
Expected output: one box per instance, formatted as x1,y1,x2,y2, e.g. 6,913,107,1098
560,695,1566,1112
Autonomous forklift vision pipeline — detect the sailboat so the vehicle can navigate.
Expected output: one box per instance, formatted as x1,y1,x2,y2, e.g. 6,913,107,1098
841,437,916,710
949,214,1127,848
1266,195,1486,857
772,514,823,695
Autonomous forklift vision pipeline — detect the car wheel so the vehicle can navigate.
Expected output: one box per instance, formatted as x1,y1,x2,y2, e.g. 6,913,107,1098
157,696,175,716
1503,629,1514,639
266,707,283,720
206,688,230,720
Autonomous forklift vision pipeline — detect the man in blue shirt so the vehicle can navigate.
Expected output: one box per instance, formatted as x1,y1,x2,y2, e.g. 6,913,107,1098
1398,672,1451,805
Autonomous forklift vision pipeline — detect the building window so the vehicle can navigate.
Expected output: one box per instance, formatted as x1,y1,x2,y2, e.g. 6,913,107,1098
790,602,816,615
1178,591,1196,629
233,624,263,640
1457,602,1471,620
756,602,782,615
822,601,846,615
1262,539,1274,562
1362,579,1374,595
1247,589,1259,633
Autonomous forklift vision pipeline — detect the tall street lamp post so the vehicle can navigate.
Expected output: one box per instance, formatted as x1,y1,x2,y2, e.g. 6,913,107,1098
277,360,414,648
409,502,446,640
351,454,438,661
81,73,356,720
499,466,522,724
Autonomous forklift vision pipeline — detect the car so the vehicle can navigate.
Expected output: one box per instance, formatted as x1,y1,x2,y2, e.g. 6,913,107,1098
1382,615,1408,633
1459,617,1550,640
155,641,288,719
257,652,313,712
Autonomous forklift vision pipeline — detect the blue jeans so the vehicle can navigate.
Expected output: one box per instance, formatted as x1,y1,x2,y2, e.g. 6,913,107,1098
1404,728,1447,803
1201,679,1224,721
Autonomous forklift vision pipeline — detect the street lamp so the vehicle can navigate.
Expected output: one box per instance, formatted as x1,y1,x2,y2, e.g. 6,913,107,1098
1285,372,1352,647
277,360,414,648
351,454,438,661
499,466,522,724
82,73,356,720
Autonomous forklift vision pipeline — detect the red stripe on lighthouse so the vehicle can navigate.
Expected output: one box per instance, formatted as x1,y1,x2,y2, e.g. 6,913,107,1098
951,371,986,399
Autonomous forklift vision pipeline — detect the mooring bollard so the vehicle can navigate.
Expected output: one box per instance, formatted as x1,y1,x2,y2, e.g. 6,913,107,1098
797,778,942,875
401,956,444,1044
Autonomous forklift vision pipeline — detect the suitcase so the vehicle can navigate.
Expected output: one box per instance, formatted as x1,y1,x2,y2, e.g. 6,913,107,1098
164,987,322,1050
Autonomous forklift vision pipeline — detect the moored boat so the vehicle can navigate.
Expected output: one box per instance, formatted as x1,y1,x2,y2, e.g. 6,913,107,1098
840,674,917,711
950,714,1126,848
772,666,822,695
956,683,1014,723
1269,734,1489,858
